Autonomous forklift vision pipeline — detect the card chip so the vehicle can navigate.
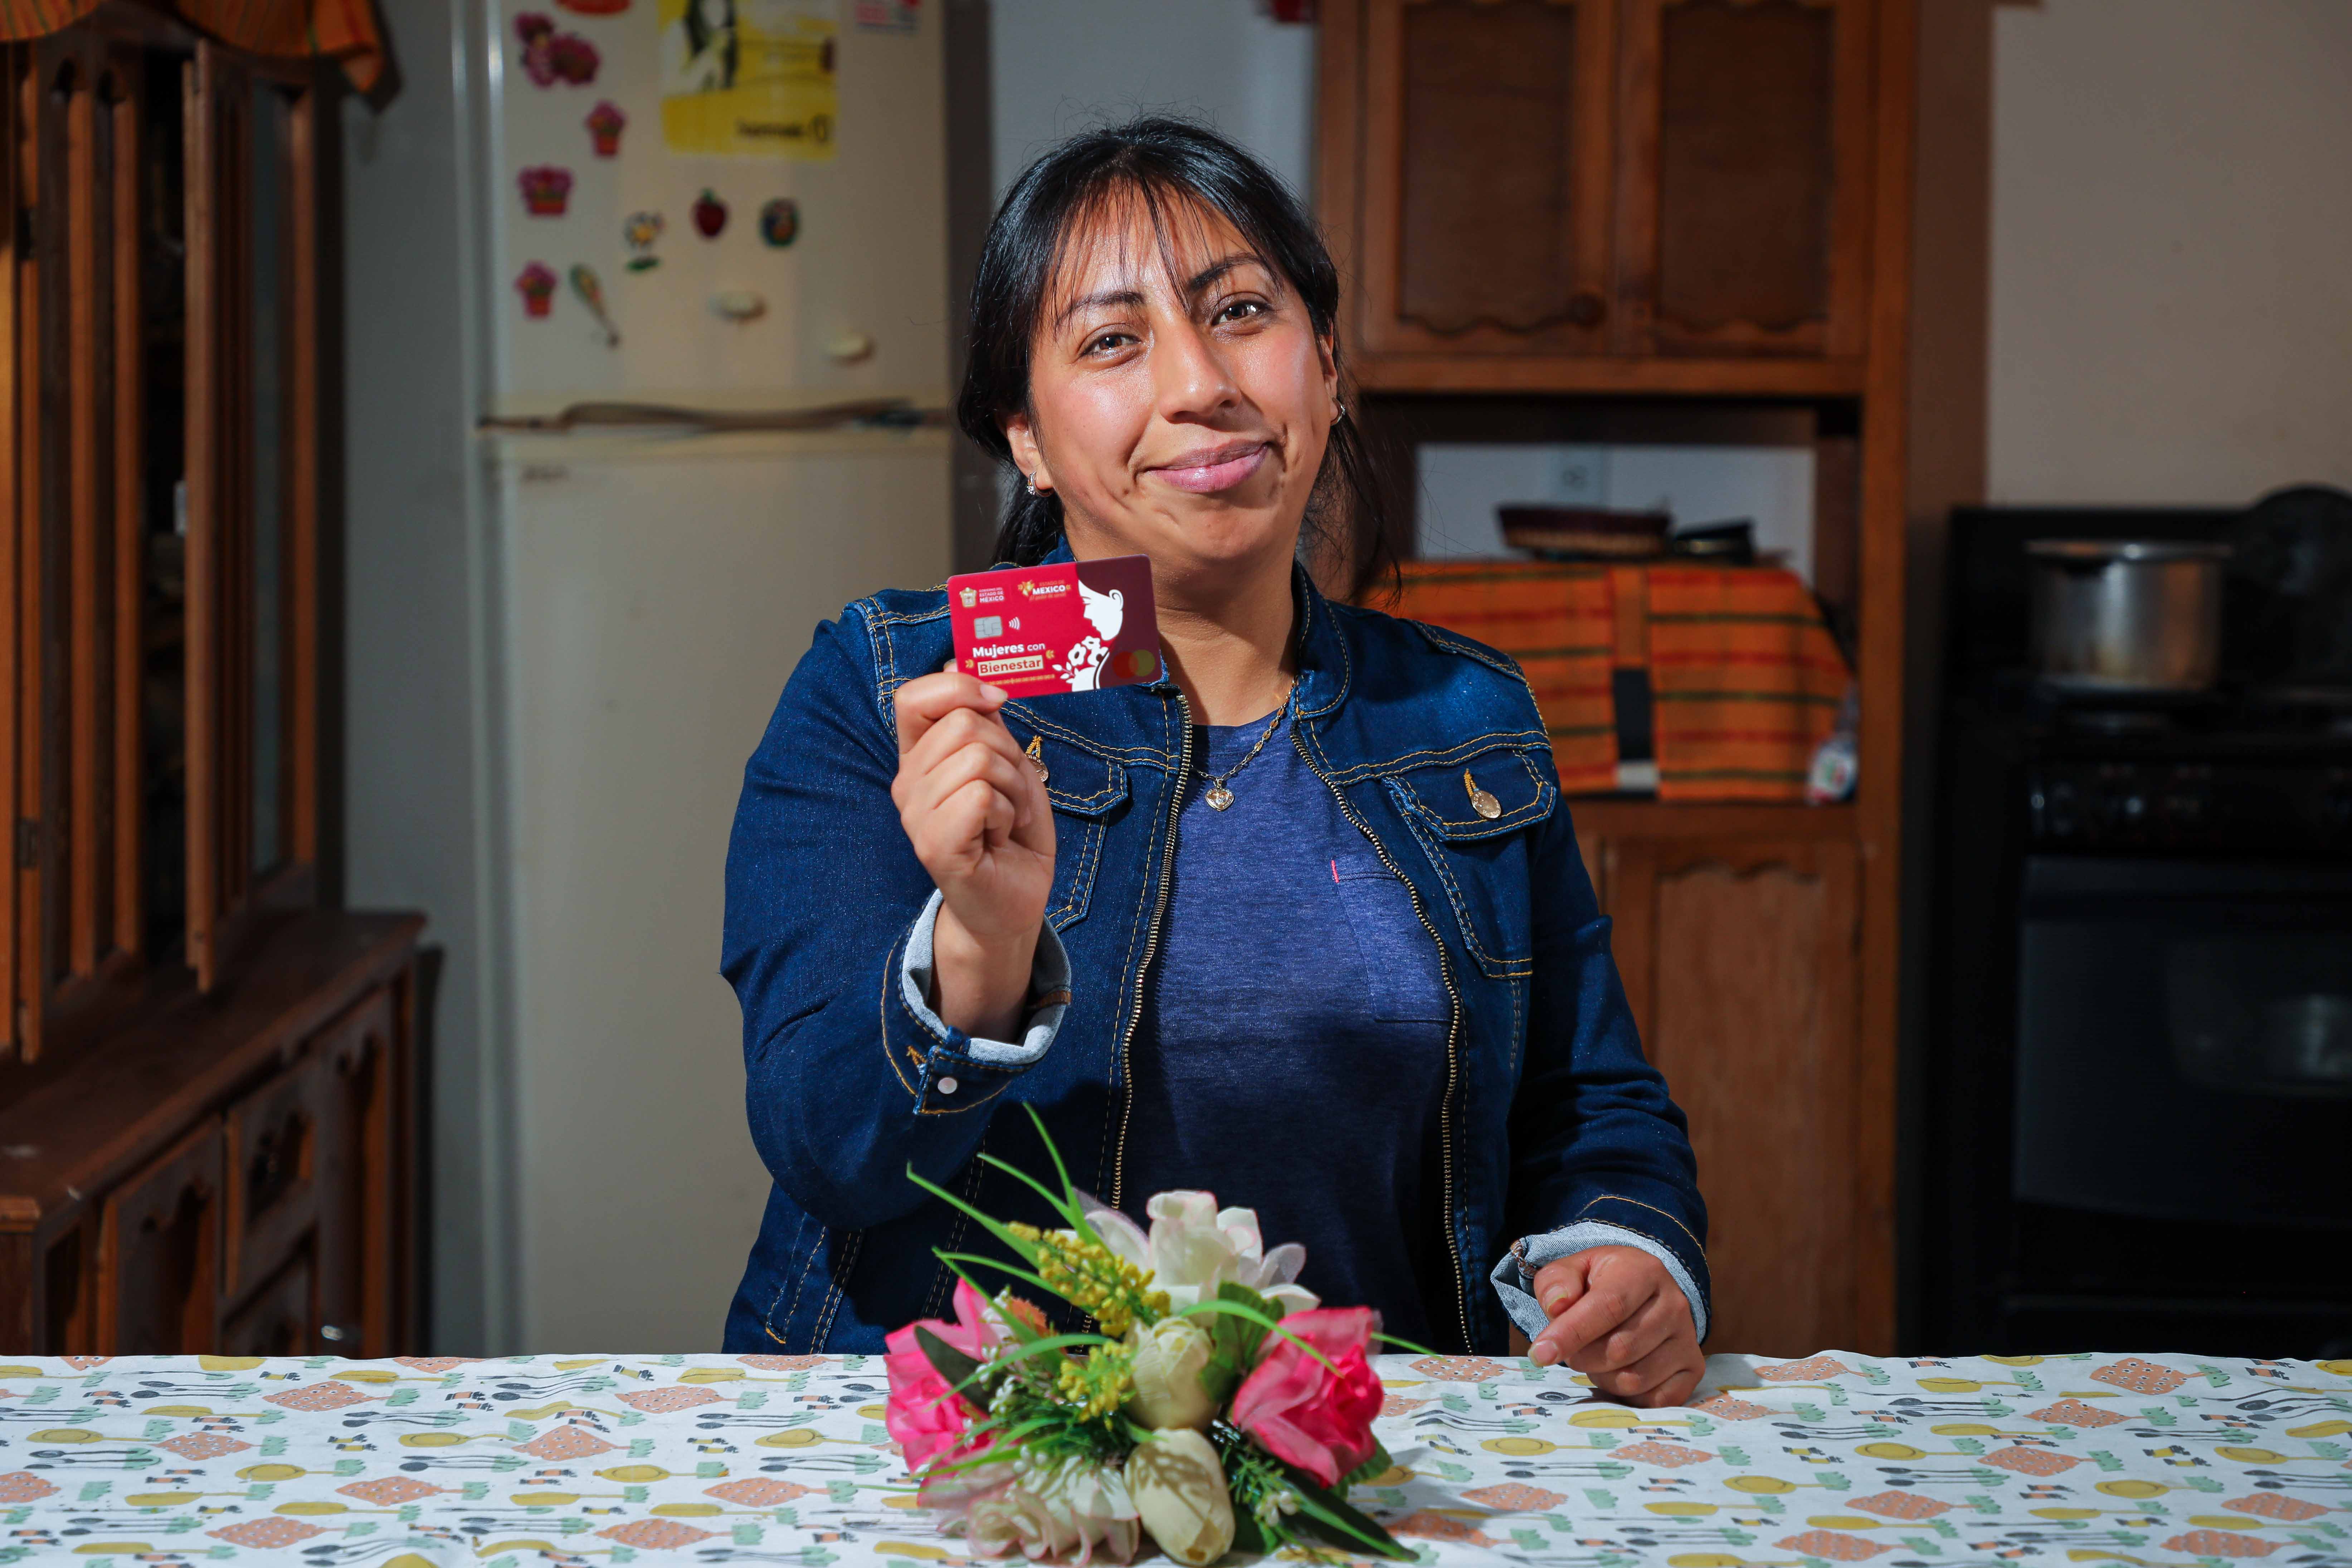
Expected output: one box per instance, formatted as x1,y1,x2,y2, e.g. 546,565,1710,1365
974,614,1003,638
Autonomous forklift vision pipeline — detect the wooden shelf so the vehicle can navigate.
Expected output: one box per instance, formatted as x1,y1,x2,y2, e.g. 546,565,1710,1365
1354,355,1869,398
1562,797,1859,841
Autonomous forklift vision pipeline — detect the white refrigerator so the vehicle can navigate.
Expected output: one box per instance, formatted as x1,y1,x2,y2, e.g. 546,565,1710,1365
474,0,950,1349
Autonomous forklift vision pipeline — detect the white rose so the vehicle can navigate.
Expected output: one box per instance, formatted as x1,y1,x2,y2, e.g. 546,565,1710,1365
1127,1427,1235,1567
962,1453,1141,1564
1128,1318,1216,1431
1084,1191,1318,1315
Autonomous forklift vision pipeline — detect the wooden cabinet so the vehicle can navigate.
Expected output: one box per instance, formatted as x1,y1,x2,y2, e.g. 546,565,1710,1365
0,919,421,1355
1321,0,1879,391
0,9,417,1356
1600,832,1863,1355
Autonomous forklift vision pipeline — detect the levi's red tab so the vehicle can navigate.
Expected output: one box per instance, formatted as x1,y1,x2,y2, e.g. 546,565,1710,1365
947,555,1162,696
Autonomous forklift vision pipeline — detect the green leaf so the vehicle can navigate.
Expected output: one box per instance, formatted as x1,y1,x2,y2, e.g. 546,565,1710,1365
905,1167,1041,1267
1286,1473,1416,1560
1017,1104,1105,1249
1226,1509,1271,1555
913,1327,982,1407
1339,1440,1394,1489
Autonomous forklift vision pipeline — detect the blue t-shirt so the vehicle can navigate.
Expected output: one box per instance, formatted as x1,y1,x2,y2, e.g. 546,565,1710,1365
1120,704,1450,1346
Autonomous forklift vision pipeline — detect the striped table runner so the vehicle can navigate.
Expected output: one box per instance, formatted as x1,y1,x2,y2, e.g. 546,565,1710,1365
1394,561,1851,802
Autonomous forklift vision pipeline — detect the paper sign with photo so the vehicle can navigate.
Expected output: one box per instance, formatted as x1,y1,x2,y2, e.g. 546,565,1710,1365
658,0,838,158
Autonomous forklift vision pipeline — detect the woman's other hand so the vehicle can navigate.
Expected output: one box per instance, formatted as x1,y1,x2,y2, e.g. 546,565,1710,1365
1526,1247,1705,1408
891,667,1056,1041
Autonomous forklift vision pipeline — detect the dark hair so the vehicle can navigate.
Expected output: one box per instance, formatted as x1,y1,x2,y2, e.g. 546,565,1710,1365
955,116,1396,602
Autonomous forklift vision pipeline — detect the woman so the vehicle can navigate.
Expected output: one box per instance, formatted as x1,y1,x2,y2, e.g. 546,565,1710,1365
723,120,1709,1406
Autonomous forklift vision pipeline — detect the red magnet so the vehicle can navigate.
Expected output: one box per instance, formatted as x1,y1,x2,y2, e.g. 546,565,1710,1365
516,262,557,318
692,189,729,239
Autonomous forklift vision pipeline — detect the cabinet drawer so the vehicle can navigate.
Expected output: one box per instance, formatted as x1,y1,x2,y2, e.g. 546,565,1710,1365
97,1122,224,1354
223,1056,326,1302
219,1252,316,1357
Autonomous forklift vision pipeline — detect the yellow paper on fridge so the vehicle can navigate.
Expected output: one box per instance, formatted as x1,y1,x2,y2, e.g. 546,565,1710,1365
659,0,838,159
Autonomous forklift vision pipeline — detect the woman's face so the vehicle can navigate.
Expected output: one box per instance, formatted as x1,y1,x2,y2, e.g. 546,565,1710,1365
1005,197,1339,597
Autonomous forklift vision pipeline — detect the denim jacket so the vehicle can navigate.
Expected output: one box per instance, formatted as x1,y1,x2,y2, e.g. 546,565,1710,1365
721,545,1709,1354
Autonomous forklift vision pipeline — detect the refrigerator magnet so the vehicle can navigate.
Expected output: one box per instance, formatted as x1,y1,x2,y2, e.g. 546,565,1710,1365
692,189,729,238
758,198,798,248
711,289,766,323
586,101,627,156
558,0,629,12
519,166,575,217
623,211,664,271
516,13,600,86
516,263,558,318
570,264,620,347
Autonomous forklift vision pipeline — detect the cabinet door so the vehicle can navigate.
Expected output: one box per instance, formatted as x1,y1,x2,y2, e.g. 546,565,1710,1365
1608,837,1860,1353
1354,0,1617,362
184,45,322,991
1613,0,1875,359
221,1054,322,1302
5,35,150,1059
96,1119,222,1352
313,984,399,1355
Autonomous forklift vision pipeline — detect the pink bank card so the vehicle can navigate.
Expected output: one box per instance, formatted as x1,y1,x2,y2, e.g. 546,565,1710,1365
948,555,1163,696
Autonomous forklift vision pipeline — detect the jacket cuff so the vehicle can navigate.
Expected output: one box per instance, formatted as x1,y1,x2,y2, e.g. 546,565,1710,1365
896,891,1071,1110
1490,1222,1710,1344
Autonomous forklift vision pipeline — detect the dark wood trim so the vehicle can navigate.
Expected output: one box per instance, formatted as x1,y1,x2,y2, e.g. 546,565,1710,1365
1,45,24,1058
284,76,318,872
108,43,141,964
1849,0,1917,1356
181,48,218,988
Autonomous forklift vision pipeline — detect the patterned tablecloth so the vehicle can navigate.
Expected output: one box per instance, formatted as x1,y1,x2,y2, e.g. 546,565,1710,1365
0,1350,2345,1565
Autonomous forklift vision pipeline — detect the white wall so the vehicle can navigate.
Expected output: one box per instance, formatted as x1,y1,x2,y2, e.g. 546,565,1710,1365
990,0,1317,199
1988,0,2352,505
341,0,513,1352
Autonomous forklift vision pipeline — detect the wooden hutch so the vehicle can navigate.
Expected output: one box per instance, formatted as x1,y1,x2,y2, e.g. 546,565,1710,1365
0,7,422,1354
1320,0,1987,1354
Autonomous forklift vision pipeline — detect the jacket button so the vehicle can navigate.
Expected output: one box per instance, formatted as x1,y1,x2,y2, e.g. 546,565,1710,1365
936,1076,959,1096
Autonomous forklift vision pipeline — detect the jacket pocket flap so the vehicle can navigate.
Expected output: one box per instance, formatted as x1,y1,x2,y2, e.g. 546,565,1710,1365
1386,749,1555,839
1020,731,1128,817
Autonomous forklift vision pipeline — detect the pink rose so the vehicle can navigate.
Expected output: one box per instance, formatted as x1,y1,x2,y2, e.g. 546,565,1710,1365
883,1280,1004,1477
1228,1306,1384,1488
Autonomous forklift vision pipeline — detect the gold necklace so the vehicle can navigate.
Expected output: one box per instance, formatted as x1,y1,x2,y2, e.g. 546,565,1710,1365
1194,683,1294,812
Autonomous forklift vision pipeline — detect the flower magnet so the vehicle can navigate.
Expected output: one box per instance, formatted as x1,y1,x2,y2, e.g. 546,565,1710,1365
515,12,599,86
622,211,664,271
585,100,626,156
515,262,557,318
518,165,574,216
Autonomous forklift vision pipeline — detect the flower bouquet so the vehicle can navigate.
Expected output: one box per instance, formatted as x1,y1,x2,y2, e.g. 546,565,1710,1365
885,1109,1416,1565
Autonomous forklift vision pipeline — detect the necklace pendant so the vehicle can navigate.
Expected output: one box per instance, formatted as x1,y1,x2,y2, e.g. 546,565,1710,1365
1204,784,1236,812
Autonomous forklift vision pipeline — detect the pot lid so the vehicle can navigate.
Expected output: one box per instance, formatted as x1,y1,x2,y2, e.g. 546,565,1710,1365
2027,538,2233,562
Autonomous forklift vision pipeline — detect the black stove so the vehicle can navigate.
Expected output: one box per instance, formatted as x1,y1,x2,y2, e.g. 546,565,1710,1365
1919,509,2352,1359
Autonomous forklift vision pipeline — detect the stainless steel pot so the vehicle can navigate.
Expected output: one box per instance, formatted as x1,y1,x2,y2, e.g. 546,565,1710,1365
2027,539,2231,692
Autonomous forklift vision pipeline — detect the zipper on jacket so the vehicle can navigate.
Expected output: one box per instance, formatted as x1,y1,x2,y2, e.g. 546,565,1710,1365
1293,724,1472,1355
1108,688,1194,1211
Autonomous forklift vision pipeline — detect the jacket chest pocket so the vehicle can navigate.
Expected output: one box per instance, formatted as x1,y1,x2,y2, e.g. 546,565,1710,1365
1381,749,1555,981
1020,729,1129,933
